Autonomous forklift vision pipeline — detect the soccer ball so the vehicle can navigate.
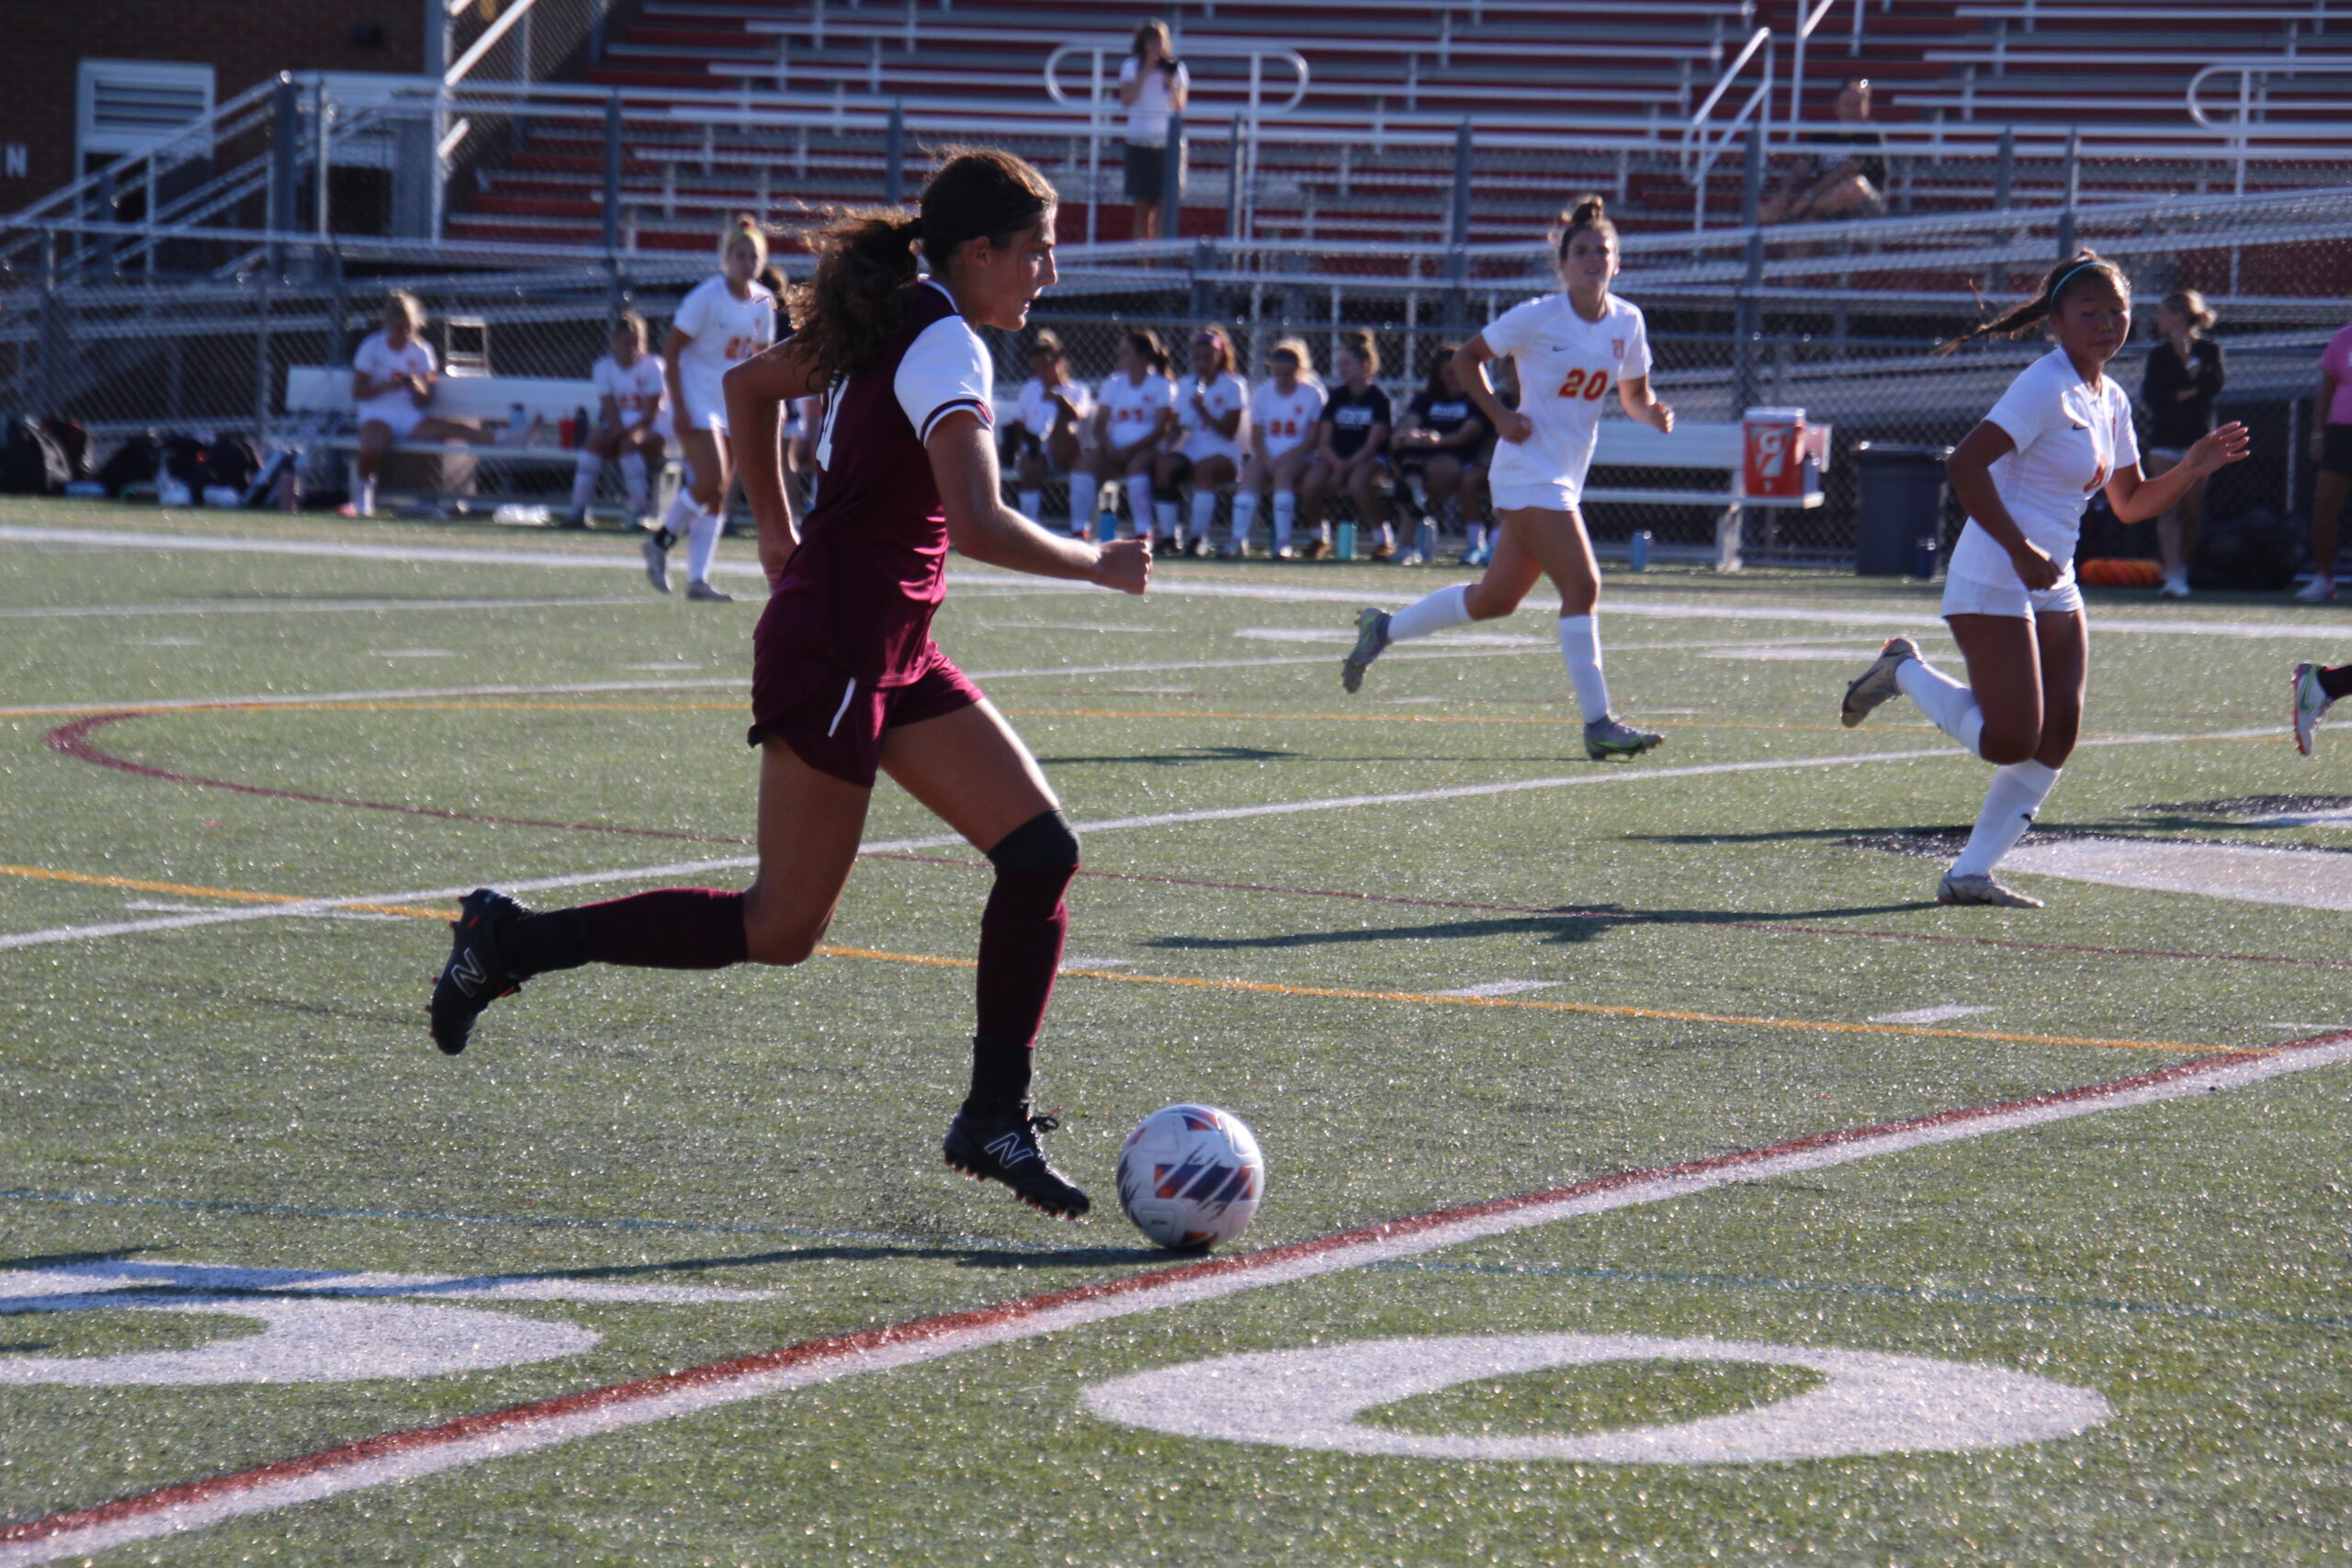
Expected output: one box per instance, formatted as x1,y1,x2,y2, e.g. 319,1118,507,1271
1115,1103,1265,1251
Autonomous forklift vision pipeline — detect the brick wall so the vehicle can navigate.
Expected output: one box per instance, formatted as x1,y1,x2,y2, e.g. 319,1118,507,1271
0,1,425,208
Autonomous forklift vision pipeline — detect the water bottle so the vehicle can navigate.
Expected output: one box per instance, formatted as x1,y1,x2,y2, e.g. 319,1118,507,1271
1335,521,1356,561
1415,518,1438,563
1914,535,1940,580
1629,528,1652,572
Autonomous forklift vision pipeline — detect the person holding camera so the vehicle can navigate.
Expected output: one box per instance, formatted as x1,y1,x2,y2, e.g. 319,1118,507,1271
1118,20,1189,242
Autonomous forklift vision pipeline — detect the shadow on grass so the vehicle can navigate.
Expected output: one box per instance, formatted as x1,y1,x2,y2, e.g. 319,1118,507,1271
1146,900,1935,952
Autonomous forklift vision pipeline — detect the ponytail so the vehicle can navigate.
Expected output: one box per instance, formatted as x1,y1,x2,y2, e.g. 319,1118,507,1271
790,212,925,389
1940,250,2129,355
1552,194,1615,263
2164,288,2216,336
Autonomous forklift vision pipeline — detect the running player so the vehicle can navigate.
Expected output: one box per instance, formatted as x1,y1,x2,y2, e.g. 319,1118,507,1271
345,291,493,518
1390,343,1487,564
428,149,1151,1218
643,215,777,601
1227,337,1323,558
1840,253,2249,906
1008,330,1093,532
1080,329,1176,542
1303,331,1394,558
1157,325,1249,557
566,311,666,529
1338,197,1669,761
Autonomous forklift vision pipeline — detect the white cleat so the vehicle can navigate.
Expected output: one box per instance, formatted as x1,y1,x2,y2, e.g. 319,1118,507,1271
1840,637,1920,728
1937,871,2044,908
641,531,673,593
2292,661,2332,757
2294,576,2337,604
684,579,733,602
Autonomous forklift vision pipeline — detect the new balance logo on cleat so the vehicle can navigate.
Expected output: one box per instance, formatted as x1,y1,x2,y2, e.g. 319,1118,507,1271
447,948,490,998
944,1104,1091,1218
428,887,528,1055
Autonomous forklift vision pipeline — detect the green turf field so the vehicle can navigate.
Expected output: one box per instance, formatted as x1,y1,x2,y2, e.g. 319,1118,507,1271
2,498,2347,1564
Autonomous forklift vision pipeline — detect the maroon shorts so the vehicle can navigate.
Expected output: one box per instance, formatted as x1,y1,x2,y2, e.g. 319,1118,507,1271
746,638,984,787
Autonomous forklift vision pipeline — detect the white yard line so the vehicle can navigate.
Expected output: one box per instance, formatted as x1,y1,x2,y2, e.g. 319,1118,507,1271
6,525,2346,640
0,596,649,620
6,1031,2346,1566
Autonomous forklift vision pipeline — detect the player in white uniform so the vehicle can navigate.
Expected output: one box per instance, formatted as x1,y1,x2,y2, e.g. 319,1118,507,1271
1154,325,1250,556
566,311,667,528
1840,253,2248,906
345,291,492,518
1008,331,1093,530
1079,329,1176,542
1227,337,1324,558
645,217,778,600
1338,197,1672,760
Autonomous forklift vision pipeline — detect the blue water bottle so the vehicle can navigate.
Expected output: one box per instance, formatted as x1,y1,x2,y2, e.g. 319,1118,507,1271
1335,521,1356,561
1628,529,1652,572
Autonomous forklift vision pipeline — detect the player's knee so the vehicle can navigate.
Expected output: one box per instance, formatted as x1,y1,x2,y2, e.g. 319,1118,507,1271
741,891,828,966
1462,584,1517,620
986,808,1080,874
1977,726,2039,766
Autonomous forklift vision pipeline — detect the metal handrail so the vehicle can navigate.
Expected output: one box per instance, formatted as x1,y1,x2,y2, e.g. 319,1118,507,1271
1787,0,1866,142
2188,58,2352,131
3,75,281,230
446,0,545,85
1680,25,1773,232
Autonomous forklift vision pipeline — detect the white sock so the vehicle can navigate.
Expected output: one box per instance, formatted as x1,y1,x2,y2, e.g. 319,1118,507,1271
1069,471,1098,534
1951,761,2060,879
1388,582,1474,644
1125,475,1156,537
1557,614,1611,723
1272,491,1297,551
658,489,695,545
1019,488,1044,521
619,452,649,512
1896,655,1985,755
570,451,604,510
684,504,722,583
356,474,377,517
1230,491,1259,548
1190,489,1218,539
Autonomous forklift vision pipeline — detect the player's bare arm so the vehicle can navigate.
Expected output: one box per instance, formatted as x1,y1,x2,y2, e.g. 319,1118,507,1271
2105,422,2251,523
1944,421,2059,589
1455,335,1531,444
930,410,1150,593
1618,372,1674,434
724,338,819,586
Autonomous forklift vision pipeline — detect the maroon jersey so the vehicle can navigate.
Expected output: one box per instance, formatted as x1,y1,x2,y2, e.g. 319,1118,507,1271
758,278,992,686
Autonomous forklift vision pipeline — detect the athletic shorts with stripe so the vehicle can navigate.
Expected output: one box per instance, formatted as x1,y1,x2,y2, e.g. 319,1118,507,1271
745,640,984,787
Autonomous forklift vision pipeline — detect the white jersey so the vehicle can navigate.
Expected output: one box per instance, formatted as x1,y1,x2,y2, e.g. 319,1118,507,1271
1249,378,1325,459
1013,377,1094,442
593,353,665,426
1177,370,1250,462
670,274,777,431
352,330,436,429
1480,291,1652,502
1097,370,1175,453
1946,347,2139,588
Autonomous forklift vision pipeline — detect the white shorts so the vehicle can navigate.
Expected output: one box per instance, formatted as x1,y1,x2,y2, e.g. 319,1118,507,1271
677,395,728,436
356,400,424,440
1256,436,1309,466
1939,571,2086,620
1182,433,1244,467
1489,479,1579,513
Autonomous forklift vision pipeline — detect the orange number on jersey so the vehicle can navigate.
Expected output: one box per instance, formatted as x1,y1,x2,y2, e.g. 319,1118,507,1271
1583,373,1609,401
1558,368,1611,400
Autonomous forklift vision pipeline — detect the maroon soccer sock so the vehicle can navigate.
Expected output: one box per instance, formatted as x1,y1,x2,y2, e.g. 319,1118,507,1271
503,888,748,975
2319,664,2352,702
964,812,1080,1114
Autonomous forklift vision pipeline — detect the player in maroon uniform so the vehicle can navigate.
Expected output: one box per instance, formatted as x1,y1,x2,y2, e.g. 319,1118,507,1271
428,149,1151,1218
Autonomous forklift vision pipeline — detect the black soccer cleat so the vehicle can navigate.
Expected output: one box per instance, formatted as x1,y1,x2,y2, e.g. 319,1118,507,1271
428,887,527,1055
943,1104,1091,1218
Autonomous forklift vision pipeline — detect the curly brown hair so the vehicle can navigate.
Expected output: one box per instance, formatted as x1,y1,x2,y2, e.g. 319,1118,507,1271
788,147,1056,389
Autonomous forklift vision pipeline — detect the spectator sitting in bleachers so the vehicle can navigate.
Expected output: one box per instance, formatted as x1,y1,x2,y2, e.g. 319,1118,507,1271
1390,342,1488,565
1303,330,1395,558
1761,79,1889,225
1008,330,1093,529
344,290,493,518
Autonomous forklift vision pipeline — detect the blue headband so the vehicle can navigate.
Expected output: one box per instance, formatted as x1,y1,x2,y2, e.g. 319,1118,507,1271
2049,260,2107,302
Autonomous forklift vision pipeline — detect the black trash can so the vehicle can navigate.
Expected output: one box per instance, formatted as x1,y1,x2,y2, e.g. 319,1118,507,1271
1853,441,1952,577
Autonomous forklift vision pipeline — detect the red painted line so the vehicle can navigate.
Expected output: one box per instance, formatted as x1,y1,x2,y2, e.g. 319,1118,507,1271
49,712,2346,975
44,713,748,846
7,1028,2343,1551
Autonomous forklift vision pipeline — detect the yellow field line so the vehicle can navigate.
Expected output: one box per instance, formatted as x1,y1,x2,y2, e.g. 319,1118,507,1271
0,863,454,920
813,944,2237,1056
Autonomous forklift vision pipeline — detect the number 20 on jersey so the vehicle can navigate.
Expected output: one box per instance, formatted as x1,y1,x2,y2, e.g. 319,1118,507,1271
1555,368,1611,401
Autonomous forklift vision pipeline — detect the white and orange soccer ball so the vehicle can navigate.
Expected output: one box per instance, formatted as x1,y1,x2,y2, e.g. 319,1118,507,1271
1115,1103,1265,1251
